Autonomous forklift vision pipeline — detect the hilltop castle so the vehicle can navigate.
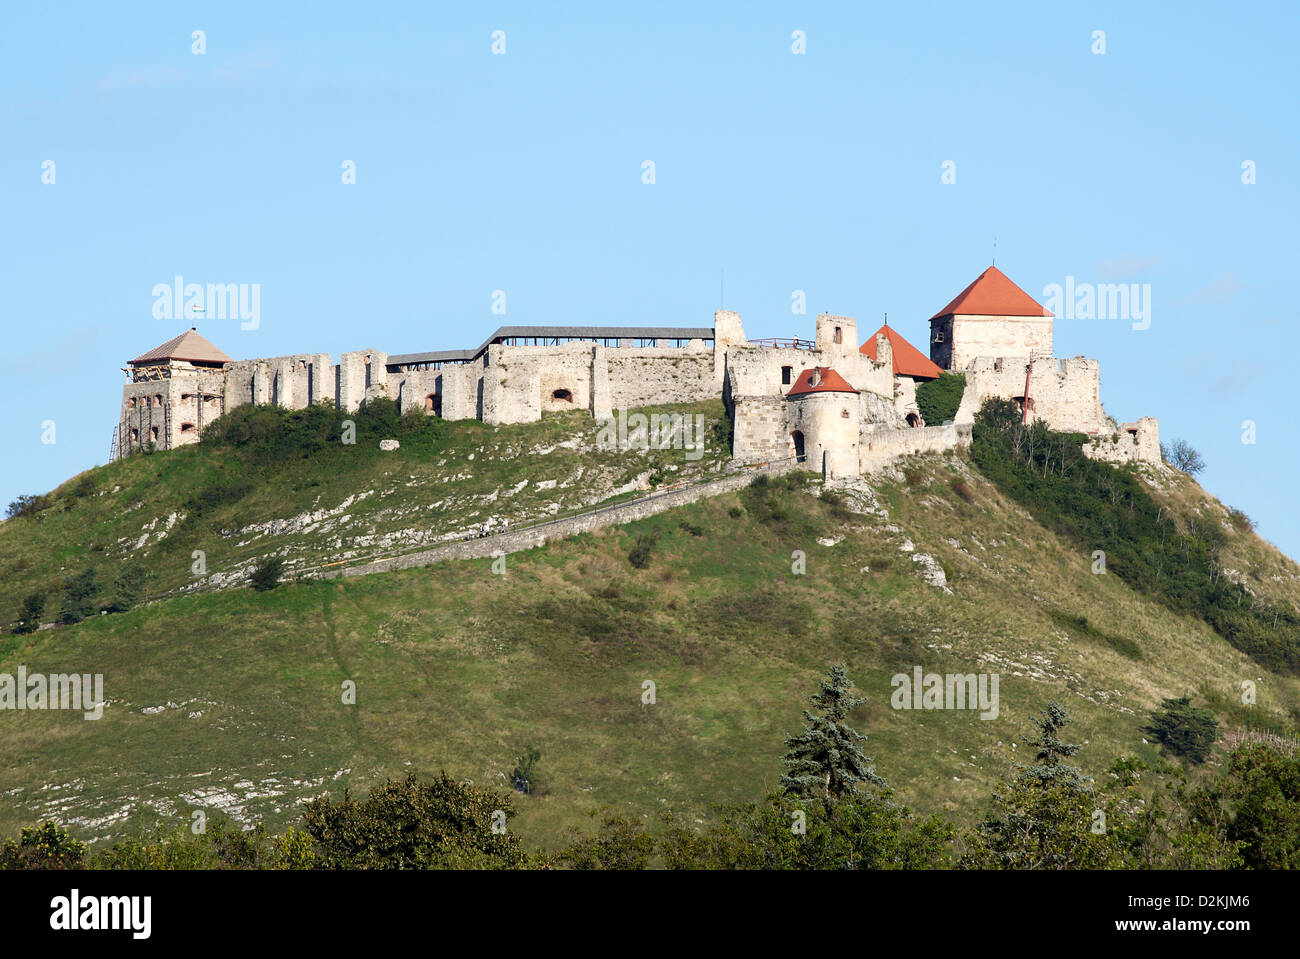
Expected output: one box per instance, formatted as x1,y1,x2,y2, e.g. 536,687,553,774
114,266,1160,478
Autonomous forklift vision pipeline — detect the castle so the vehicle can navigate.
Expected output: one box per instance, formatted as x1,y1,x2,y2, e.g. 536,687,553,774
114,265,1160,477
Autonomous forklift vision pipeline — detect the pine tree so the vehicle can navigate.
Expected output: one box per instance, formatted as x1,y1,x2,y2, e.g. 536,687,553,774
962,702,1127,869
1017,701,1090,792
780,663,886,802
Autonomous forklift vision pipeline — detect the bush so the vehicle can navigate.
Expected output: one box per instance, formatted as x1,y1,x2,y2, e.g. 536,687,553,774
301,772,526,869
1144,697,1219,764
678,521,704,537
13,591,46,634
971,398,1299,673
915,372,965,426
508,745,545,795
5,494,49,520
728,506,743,519
949,477,975,503
1228,508,1255,534
249,557,285,591
58,569,101,625
69,473,97,498
201,398,447,465
104,562,148,613
0,821,87,870
187,473,255,515
628,534,658,569
904,468,923,487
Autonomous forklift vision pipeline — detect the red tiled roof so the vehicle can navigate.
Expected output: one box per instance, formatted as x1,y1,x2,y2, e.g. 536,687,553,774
787,366,856,396
929,265,1053,320
130,328,233,365
860,324,943,380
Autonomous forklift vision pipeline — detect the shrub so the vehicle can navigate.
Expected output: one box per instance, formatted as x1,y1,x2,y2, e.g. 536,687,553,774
69,473,97,498
250,557,285,591
0,821,87,870
186,473,255,515
58,569,101,625
949,477,975,503
678,521,704,537
904,468,923,487
915,372,965,426
971,398,1300,673
508,745,545,795
301,772,526,869
728,506,743,519
5,494,49,520
104,562,148,613
1228,507,1255,534
628,534,657,569
1143,697,1219,764
13,591,46,635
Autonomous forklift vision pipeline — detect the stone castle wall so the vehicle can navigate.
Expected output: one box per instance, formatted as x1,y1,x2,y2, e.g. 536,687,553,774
115,298,1160,472
954,355,1108,435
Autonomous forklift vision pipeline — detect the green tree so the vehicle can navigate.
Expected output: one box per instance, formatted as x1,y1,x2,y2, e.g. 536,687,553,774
58,568,100,625
1143,697,1219,764
249,556,285,591
557,812,656,869
915,372,966,426
105,562,149,613
962,703,1128,869
1222,744,1300,869
659,793,953,869
1102,756,1244,869
1018,701,1091,792
301,772,527,869
780,663,886,802
13,591,46,634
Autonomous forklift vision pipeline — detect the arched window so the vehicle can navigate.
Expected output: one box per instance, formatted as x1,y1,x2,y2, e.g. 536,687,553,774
552,388,573,402
181,423,196,433
792,430,806,463
425,393,442,416
131,428,139,442
833,326,842,344
128,397,137,407
906,412,922,428
150,426,159,441
154,394,163,407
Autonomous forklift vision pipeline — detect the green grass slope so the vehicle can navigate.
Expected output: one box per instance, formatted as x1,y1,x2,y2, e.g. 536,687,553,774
3,423,1298,850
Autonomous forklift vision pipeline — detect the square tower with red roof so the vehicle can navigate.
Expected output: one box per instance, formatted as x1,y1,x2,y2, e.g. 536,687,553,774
928,266,1054,371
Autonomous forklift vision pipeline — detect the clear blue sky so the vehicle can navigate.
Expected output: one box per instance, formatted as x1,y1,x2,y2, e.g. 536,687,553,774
3,2,1297,558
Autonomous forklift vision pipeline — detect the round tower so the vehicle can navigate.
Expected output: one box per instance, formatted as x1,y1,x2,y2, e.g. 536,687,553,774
785,366,860,481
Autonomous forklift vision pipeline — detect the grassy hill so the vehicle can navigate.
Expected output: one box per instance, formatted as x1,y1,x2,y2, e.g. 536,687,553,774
2,403,1298,851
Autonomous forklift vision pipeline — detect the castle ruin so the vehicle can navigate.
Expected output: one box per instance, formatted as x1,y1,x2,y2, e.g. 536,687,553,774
114,266,1160,477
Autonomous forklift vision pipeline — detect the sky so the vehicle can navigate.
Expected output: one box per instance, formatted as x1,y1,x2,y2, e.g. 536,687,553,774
2,1,1297,557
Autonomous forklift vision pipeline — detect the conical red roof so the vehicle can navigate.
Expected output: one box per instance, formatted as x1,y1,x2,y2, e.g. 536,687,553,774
130,328,233,365
930,265,1053,320
860,324,943,380
787,366,856,396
